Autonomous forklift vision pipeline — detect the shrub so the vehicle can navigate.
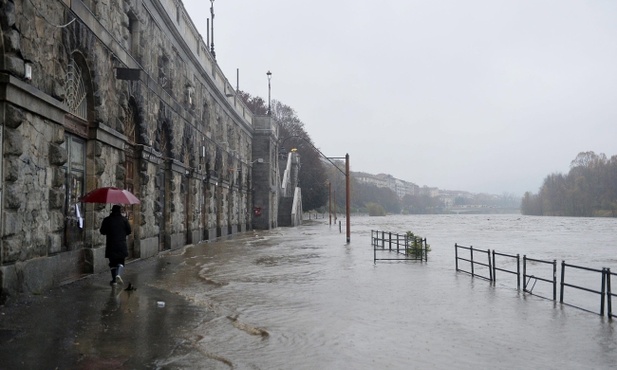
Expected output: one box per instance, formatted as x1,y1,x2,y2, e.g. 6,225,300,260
366,202,386,216
405,231,431,258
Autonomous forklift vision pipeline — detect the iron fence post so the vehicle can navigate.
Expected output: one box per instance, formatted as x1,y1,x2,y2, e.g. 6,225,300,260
488,249,493,282
516,254,520,291
560,260,565,304
523,255,527,292
455,244,459,271
553,260,557,301
372,230,376,262
471,246,475,278
607,268,612,319
492,250,496,282
601,267,606,317
396,233,399,254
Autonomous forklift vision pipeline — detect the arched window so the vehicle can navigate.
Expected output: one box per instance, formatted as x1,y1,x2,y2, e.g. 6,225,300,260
65,59,88,120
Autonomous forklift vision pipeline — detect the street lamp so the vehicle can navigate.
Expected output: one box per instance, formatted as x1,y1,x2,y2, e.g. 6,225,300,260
210,0,215,59
266,70,272,115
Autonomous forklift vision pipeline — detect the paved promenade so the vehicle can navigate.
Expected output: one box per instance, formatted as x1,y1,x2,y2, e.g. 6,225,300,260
0,247,209,369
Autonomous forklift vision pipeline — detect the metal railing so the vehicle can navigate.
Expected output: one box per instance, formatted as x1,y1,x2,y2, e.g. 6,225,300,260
372,230,428,262
523,256,557,301
559,261,606,316
455,244,492,281
455,243,616,318
492,250,520,290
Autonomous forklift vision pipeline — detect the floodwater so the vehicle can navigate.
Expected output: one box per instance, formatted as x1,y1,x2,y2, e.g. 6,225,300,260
151,214,617,369
2,214,616,369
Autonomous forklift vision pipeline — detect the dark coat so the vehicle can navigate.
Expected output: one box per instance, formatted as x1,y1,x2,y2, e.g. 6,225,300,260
100,211,132,259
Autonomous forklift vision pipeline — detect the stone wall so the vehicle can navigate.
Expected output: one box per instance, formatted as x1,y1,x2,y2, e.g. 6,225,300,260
0,0,276,297
252,116,280,230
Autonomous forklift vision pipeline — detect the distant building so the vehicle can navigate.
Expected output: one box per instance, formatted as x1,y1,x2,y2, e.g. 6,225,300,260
352,172,418,198
355,172,389,189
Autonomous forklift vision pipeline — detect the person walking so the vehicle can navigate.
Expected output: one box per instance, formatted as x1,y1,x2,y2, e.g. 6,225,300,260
100,205,132,286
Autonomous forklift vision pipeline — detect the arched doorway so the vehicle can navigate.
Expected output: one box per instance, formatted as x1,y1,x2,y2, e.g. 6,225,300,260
62,53,94,254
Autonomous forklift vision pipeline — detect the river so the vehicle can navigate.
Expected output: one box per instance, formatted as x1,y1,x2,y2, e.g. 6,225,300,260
153,214,617,369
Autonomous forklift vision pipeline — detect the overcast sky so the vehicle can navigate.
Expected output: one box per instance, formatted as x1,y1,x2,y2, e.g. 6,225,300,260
182,0,617,196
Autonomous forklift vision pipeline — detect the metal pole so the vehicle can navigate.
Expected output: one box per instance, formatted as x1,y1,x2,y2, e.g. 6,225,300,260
332,189,336,224
601,268,606,317
345,153,350,244
492,250,496,282
267,70,272,115
455,244,459,271
488,249,493,281
469,245,474,277
553,259,557,301
523,255,527,292
374,234,376,263
209,0,215,59
516,254,520,291
560,260,565,304
328,181,332,226
235,68,239,104
607,268,612,319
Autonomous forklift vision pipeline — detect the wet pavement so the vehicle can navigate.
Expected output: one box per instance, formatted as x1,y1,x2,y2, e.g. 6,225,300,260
1,215,617,369
0,247,219,369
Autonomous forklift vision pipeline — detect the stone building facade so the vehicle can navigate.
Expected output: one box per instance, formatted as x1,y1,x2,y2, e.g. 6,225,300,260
0,0,284,297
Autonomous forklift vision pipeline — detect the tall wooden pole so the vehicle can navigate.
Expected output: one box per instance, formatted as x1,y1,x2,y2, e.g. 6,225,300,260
328,181,332,226
333,189,336,223
345,153,350,243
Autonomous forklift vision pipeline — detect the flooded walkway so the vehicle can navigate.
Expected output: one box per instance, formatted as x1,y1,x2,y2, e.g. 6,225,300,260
1,216,616,369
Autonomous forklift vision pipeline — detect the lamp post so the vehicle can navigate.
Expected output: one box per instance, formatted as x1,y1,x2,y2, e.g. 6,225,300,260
345,153,350,243
210,0,215,59
266,70,272,115
328,181,332,226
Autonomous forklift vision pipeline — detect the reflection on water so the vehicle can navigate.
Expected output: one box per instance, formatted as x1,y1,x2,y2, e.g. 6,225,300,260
157,215,617,369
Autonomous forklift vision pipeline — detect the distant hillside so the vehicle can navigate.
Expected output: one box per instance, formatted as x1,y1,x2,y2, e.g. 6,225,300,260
322,162,520,214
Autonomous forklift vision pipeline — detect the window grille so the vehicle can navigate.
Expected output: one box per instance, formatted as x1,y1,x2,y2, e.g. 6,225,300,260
65,60,88,120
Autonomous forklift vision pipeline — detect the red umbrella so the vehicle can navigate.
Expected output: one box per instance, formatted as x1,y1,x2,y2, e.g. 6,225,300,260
79,187,140,204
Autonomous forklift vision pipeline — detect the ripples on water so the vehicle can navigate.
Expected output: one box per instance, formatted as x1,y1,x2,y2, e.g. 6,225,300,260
163,214,617,369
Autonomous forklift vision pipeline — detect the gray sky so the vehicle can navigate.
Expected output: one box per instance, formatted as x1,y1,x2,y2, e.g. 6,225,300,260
182,0,617,196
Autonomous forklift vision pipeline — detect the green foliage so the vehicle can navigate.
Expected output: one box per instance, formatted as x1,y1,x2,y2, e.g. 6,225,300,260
366,202,386,216
273,100,328,211
238,90,268,115
404,231,431,258
521,151,617,217
401,193,442,214
325,164,401,214
238,92,327,211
